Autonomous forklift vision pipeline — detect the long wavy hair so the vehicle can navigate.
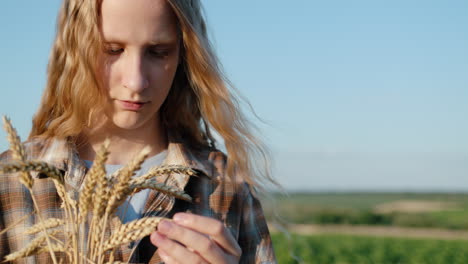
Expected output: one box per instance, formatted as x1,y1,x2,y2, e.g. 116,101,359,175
29,0,277,190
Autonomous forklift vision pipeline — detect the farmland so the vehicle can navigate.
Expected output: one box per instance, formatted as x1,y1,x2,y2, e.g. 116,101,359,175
271,233,468,264
263,192,468,263
262,192,468,229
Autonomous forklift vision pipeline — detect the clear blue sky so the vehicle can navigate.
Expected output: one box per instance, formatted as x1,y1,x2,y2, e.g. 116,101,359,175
0,0,467,191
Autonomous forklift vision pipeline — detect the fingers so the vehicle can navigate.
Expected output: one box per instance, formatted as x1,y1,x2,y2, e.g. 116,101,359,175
151,232,208,264
155,219,227,263
157,249,181,264
173,213,242,258
150,213,242,264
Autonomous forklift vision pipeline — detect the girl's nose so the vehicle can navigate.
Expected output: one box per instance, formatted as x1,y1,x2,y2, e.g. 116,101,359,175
122,53,149,92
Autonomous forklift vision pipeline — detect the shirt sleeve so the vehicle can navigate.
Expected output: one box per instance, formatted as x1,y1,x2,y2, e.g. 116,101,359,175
0,192,6,261
238,183,277,264
0,151,10,261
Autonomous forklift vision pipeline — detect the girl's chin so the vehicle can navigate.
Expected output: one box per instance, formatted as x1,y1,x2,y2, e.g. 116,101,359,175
110,113,155,131
112,119,144,130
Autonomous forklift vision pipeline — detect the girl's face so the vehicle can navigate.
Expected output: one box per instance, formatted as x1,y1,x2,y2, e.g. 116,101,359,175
97,0,180,131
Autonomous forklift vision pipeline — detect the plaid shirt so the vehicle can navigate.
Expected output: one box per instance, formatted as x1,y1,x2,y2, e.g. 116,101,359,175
0,136,276,263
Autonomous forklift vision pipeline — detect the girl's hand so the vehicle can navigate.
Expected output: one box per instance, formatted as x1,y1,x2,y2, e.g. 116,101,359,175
150,212,242,264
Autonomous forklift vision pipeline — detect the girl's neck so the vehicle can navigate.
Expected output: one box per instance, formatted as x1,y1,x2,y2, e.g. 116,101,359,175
77,118,168,165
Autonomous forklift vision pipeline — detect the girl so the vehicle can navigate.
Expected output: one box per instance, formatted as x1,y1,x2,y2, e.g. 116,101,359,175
0,0,277,263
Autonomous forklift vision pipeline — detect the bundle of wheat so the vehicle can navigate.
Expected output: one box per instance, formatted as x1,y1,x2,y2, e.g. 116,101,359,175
0,116,196,263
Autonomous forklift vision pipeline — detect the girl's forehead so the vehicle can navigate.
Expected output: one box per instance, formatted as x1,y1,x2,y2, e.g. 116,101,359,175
100,0,179,44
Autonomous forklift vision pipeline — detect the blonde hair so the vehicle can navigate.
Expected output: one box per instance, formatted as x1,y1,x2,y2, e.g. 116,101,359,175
29,0,278,190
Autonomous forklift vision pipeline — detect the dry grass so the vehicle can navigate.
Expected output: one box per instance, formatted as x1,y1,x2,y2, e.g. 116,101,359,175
0,116,197,263
373,200,460,213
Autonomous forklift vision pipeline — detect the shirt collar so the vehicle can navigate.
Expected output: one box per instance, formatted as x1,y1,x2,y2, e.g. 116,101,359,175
28,135,211,190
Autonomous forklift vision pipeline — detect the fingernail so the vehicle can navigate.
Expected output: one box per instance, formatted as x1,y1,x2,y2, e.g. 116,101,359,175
174,213,186,224
158,220,172,233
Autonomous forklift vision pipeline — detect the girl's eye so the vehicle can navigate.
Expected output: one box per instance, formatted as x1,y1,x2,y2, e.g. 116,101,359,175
149,49,169,58
105,47,123,55
102,45,170,58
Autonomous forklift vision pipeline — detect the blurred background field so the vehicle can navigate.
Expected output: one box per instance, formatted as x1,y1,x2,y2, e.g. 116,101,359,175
264,192,468,263
272,233,468,264
264,192,468,230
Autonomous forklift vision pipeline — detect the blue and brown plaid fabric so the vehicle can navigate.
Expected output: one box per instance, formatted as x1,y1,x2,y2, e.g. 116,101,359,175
0,136,276,263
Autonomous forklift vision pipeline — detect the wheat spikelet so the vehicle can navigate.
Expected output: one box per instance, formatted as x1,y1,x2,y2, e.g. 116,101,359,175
107,251,115,263
5,243,65,262
0,161,73,207
2,115,33,188
36,244,66,255
29,161,63,183
103,217,162,251
52,178,76,209
108,167,124,184
105,147,151,215
25,218,65,235
91,219,105,256
92,148,111,218
4,231,59,262
4,244,43,262
79,139,110,219
2,116,26,160
87,142,112,259
92,176,109,219
128,180,192,202
131,165,197,185
4,237,45,261
0,160,63,184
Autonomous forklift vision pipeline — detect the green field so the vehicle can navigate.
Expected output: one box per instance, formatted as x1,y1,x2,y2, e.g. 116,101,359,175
265,192,468,263
262,192,468,229
272,233,468,264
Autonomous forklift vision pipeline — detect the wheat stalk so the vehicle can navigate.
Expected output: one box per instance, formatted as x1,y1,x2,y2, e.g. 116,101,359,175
3,231,60,262
79,139,110,221
1,116,196,263
128,180,192,202
93,147,152,261
104,146,151,216
25,218,65,235
103,217,163,251
5,243,66,262
0,160,74,210
2,116,33,188
2,116,60,264
131,165,197,185
92,159,110,219
0,160,64,183
88,142,112,259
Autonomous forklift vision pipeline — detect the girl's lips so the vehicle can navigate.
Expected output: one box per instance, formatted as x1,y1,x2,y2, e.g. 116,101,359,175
118,100,147,111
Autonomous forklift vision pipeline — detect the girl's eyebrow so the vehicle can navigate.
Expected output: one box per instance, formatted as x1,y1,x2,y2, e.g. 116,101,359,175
148,38,178,46
102,34,178,45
